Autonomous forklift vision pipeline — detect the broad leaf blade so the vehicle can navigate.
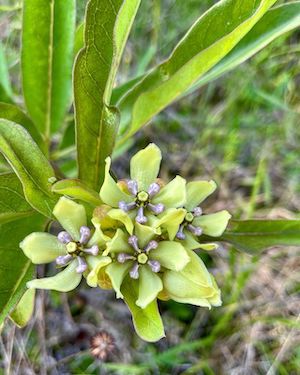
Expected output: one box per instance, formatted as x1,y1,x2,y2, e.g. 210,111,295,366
0,119,57,217
117,0,277,143
0,173,34,224
0,102,45,153
219,220,300,254
22,0,76,137
74,0,140,190
0,214,45,325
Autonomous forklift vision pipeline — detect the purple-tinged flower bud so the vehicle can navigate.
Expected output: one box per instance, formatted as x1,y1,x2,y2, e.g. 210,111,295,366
148,260,161,273
135,206,147,223
128,235,139,252
148,202,164,214
79,226,91,244
127,180,138,196
144,240,158,253
119,201,136,212
55,254,72,266
193,207,203,217
117,253,134,263
176,225,186,240
129,263,140,279
76,256,88,273
57,231,72,244
84,245,99,256
187,224,202,236
148,182,160,197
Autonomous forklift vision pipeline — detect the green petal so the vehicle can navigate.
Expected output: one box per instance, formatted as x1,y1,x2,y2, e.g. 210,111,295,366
20,232,66,264
134,222,157,249
10,289,36,328
180,249,213,286
107,208,134,235
86,256,112,287
27,260,81,292
104,228,132,255
130,143,162,191
99,157,131,206
105,262,132,298
53,197,86,241
122,279,165,342
152,176,186,208
186,180,217,211
193,210,231,237
163,249,221,307
89,218,110,246
181,232,218,251
150,241,190,271
152,208,186,240
136,266,163,309
208,275,222,306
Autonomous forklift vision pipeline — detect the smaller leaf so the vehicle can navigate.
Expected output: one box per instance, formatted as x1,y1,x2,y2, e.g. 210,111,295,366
219,219,300,254
0,119,57,217
121,279,165,342
10,289,36,328
52,179,102,206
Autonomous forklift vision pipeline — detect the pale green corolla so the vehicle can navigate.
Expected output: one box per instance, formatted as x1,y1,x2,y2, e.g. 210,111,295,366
20,197,111,292
99,143,187,228
97,222,221,309
175,181,232,250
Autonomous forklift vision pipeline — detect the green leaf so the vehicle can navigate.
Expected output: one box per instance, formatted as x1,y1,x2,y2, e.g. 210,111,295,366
0,42,13,103
0,173,34,224
117,0,277,144
52,179,102,206
0,119,57,218
0,214,45,326
218,220,300,254
22,0,76,138
74,0,141,190
122,279,165,342
188,2,300,93
74,22,84,57
0,102,45,153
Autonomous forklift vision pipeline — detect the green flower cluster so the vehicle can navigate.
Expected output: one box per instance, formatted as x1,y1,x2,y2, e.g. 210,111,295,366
20,144,231,341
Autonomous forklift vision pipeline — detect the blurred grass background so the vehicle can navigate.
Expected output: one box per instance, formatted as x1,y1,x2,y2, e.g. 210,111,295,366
1,0,300,374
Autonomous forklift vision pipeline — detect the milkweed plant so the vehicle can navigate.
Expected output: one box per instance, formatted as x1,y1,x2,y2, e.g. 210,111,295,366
1,0,300,343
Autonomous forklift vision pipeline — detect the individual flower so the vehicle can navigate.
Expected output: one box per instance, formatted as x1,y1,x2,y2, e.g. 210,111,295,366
99,143,186,225
102,223,190,309
20,197,111,291
175,181,231,250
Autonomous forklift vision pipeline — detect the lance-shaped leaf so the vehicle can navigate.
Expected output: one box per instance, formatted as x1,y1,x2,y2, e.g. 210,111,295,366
0,120,57,217
0,42,13,103
116,0,277,144
217,220,300,254
0,214,45,326
114,2,300,112
22,0,76,138
188,2,300,94
0,173,35,224
0,102,45,153
74,0,141,190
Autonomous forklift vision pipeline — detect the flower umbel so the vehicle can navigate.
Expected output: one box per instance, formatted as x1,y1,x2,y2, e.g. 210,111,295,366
20,197,109,292
20,143,232,343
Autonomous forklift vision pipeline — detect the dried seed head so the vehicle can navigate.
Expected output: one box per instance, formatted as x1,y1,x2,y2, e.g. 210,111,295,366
90,331,115,361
